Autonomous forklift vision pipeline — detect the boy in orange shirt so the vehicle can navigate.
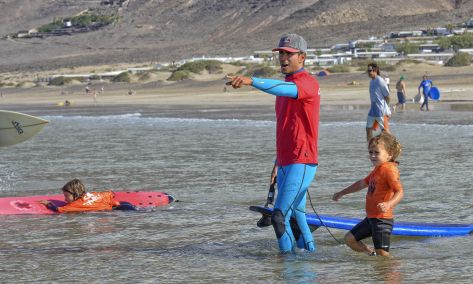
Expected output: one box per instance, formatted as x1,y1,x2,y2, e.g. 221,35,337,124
332,132,403,256
40,178,135,213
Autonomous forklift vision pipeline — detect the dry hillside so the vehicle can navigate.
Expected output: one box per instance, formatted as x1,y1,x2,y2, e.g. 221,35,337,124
1,0,473,72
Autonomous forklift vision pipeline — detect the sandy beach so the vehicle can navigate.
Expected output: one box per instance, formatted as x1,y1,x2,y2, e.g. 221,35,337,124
1,62,472,110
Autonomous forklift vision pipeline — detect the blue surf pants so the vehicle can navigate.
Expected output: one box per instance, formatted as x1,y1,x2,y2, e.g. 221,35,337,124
272,164,317,253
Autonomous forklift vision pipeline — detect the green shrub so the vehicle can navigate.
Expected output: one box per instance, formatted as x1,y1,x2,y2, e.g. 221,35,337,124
396,42,420,55
205,61,223,74
112,72,131,83
230,61,251,67
38,14,116,32
355,42,375,49
396,59,423,65
138,72,151,81
253,66,278,77
445,52,472,66
436,34,473,50
177,60,222,74
71,14,116,27
49,76,73,86
238,64,277,77
38,18,63,32
89,74,101,80
167,70,191,81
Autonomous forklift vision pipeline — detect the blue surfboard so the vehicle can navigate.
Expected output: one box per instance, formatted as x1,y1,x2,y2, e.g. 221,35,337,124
249,205,473,237
429,86,440,100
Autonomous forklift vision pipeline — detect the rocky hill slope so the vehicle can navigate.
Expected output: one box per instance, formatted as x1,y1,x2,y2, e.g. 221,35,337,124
1,0,472,71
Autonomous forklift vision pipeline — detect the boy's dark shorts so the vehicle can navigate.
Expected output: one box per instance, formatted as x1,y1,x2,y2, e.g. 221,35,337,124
350,217,394,252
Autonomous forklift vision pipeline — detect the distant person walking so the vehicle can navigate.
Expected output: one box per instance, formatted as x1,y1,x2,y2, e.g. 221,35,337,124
418,75,433,111
393,75,407,112
226,33,320,253
383,73,390,91
366,63,391,142
92,88,97,103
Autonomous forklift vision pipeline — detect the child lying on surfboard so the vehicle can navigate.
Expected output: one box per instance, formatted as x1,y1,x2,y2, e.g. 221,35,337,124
39,178,136,213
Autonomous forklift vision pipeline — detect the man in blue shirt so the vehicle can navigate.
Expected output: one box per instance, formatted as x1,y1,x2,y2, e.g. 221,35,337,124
418,75,433,111
366,63,391,142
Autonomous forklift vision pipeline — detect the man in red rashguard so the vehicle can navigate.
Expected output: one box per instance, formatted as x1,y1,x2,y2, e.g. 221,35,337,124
226,33,320,253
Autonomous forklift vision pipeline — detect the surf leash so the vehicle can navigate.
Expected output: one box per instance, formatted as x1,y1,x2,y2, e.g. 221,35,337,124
256,178,276,227
307,190,344,244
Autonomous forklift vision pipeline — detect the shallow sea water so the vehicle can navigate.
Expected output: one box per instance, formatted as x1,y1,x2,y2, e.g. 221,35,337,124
0,103,472,283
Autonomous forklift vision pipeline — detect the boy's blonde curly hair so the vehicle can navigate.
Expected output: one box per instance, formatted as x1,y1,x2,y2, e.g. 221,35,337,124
369,132,402,162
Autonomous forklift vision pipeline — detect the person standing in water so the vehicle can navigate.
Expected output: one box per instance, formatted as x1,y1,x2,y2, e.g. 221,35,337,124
366,63,391,142
226,34,320,253
393,75,407,112
332,132,404,257
418,75,433,111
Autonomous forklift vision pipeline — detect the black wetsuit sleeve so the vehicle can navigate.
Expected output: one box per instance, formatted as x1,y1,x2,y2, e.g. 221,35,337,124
113,201,138,211
46,202,59,212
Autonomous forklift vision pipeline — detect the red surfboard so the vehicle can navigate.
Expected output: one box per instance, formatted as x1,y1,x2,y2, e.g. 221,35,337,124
0,191,175,215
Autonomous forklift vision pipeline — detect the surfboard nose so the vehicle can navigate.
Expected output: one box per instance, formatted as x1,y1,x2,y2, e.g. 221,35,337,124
166,193,176,203
0,110,49,147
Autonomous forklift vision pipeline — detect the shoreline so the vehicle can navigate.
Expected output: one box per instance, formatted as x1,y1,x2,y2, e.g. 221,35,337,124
3,100,472,127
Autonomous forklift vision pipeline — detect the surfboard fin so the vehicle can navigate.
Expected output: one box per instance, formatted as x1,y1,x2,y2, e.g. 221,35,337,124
257,215,272,227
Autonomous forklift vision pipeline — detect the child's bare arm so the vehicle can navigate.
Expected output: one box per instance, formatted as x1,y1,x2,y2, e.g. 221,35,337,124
377,189,404,212
332,179,368,201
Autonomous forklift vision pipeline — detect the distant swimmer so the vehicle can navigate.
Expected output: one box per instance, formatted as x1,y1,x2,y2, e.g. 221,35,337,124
418,75,433,111
226,33,320,253
39,178,137,213
366,62,391,142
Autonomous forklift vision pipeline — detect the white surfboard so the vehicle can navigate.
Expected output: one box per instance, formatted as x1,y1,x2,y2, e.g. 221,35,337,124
0,110,49,147
414,93,424,104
